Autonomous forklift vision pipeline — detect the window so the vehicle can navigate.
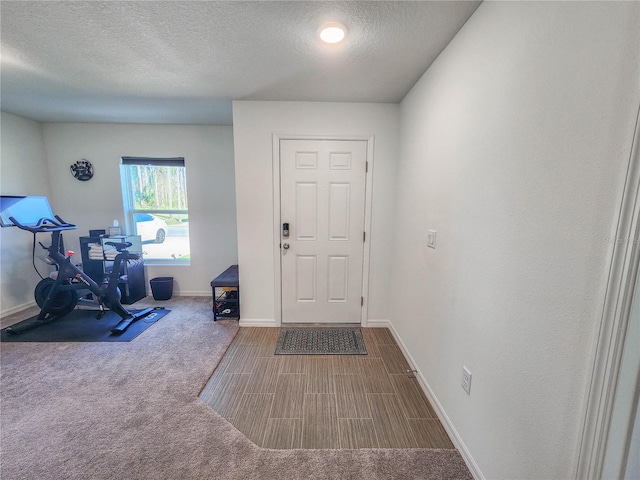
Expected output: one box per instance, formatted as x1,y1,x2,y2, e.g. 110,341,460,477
120,157,190,265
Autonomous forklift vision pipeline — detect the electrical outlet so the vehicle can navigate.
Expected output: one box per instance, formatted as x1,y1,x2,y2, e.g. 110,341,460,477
427,230,437,249
462,366,472,395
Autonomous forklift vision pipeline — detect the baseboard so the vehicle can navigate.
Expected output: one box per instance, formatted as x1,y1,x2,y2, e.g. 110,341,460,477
385,322,485,480
0,300,37,318
238,318,278,327
145,291,211,297
3,293,210,316
365,318,392,328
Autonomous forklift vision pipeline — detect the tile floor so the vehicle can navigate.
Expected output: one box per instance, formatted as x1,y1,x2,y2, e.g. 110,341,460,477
199,327,454,450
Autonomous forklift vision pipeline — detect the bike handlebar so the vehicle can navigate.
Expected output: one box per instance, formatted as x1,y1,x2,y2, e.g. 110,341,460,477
9,215,76,233
12,216,140,260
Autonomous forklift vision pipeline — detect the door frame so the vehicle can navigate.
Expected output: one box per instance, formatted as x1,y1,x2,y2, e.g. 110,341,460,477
575,103,640,479
272,133,375,327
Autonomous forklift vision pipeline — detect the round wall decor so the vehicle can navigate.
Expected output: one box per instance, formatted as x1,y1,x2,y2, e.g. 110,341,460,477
70,159,94,181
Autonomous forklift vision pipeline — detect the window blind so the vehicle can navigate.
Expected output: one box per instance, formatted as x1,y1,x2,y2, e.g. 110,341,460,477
121,157,185,167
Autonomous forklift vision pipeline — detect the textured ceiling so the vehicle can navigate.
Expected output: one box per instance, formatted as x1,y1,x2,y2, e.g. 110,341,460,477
0,1,481,125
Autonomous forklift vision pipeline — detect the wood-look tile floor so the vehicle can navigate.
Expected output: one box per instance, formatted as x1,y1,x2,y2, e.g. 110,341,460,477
199,327,454,450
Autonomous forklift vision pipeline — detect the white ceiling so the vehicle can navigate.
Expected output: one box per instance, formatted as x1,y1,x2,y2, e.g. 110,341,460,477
0,1,481,125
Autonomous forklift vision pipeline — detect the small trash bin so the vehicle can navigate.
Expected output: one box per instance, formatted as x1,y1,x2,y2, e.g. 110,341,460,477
150,277,173,300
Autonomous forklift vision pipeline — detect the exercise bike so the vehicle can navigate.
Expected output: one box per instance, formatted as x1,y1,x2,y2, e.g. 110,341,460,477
5,212,154,336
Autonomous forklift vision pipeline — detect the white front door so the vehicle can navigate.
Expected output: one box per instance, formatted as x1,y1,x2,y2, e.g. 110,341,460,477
280,139,367,324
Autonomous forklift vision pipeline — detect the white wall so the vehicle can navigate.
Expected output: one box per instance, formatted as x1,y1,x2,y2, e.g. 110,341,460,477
0,113,53,314
40,123,237,296
232,101,399,324
392,2,640,479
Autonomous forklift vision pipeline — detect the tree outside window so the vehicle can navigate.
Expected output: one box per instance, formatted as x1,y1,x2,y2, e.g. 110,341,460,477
120,157,190,265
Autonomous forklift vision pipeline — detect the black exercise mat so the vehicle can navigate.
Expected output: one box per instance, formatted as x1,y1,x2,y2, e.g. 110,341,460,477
1,307,170,342
275,328,367,355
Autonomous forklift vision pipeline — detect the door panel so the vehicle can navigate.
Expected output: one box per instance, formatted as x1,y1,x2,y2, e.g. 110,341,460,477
280,139,367,324
329,183,351,240
328,256,349,302
296,183,318,240
296,255,317,302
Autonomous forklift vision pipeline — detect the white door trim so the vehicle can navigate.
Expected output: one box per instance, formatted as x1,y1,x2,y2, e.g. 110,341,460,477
575,103,640,479
272,133,375,327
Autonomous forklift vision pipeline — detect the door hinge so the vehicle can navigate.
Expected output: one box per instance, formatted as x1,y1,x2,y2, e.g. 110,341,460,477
361,296,364,306
366,161,369,173
363,231,366,242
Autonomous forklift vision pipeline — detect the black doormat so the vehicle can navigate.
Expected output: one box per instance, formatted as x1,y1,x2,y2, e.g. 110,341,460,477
0,308,170,343
275,328,367,355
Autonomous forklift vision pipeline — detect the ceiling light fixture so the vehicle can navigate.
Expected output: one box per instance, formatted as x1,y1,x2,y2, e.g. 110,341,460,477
319,22,347,44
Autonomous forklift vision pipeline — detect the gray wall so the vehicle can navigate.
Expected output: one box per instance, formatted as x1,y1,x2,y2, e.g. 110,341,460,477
232,101,399,325
1,121,238,313
391,2,640,478
0,113,53,313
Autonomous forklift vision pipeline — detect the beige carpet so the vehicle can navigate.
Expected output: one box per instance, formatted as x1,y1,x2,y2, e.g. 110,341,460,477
0,296,472,479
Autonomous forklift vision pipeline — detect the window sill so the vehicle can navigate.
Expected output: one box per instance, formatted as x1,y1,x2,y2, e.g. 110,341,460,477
143,260,191,267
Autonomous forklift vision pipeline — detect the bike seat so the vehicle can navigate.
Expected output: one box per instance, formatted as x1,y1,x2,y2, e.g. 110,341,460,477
104,241,132,252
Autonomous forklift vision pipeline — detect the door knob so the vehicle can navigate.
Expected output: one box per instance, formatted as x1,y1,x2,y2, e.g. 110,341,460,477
282,243,290,249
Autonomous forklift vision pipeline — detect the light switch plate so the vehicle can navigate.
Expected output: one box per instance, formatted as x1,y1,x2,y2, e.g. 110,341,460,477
462,366,472,395
427,230,437,249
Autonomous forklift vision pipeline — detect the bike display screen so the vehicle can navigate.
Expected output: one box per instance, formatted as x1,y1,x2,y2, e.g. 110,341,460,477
0,196,55,227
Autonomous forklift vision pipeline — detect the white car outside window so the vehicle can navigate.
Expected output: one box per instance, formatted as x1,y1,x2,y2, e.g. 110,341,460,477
134,214,167,243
